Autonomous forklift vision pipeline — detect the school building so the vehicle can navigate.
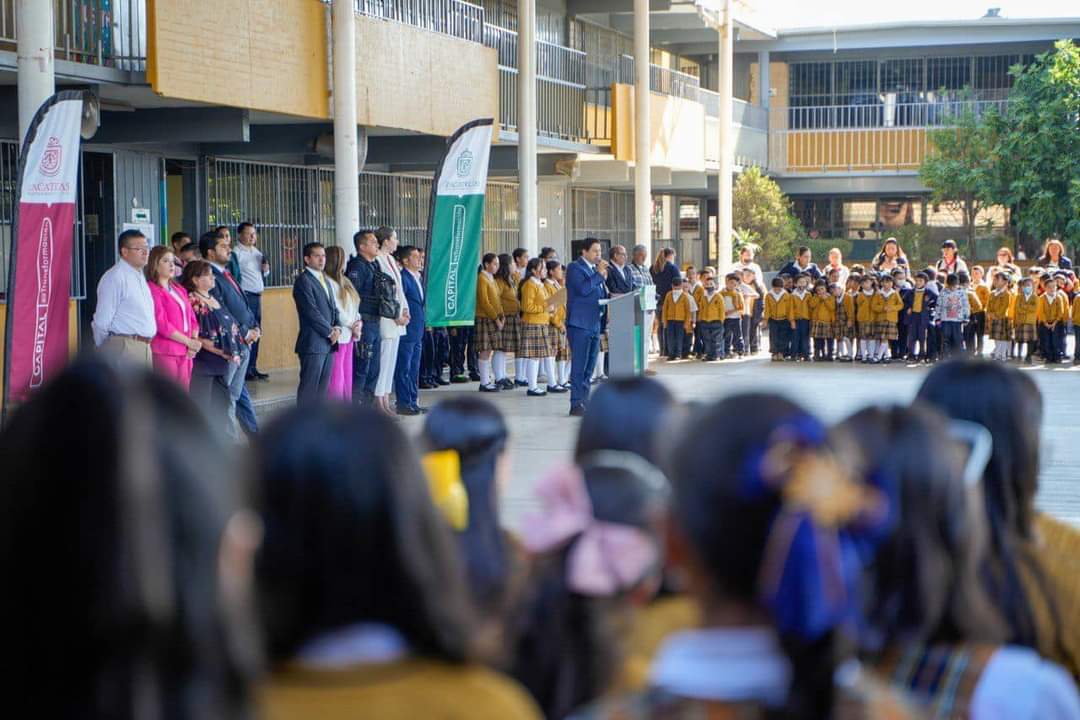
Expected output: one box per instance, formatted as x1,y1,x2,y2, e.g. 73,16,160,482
1,1,1078,373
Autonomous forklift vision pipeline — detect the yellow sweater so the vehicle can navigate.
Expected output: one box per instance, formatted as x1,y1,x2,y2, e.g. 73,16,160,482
496,277,520,316
260,659,543,720
719,289,744,319
1013,292,1039,326
1027,513,1080,681
763,291,794,323
476,272,502,320
855,291,876,324
809,294,835,323
975,284,991,312
875,290,904,324
789,290,812,321
985,289,1013,321
1073,295,1080,324
544,279,565,330
520,279,551,325
966,289,984,315
662,291,694,332
697,291,726,323
1037,293,1069,325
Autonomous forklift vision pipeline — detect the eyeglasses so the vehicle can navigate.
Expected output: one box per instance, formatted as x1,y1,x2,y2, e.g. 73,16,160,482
126,245,150,253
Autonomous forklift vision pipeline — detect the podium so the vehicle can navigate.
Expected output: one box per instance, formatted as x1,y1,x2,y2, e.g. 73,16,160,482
607,287,655,378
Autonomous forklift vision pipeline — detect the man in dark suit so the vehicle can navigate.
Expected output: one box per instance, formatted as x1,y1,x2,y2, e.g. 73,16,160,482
605,244,635,296
565,238,609,417
394,245,427,415
200,230,260,437
345,230,383,405
292,242,341,403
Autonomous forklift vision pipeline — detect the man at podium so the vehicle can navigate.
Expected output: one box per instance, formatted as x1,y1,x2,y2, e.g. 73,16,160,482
565,238,609,417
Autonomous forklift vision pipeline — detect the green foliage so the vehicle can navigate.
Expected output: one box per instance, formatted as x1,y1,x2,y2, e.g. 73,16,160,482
804,238,852,264
732,166,804,268
891,224,932,265
919,98,999,257
988,40,1080,245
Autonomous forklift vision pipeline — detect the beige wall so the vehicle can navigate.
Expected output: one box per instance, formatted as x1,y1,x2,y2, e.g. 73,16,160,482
611,84,706,172
148,0,329,119
355,15,499,137
257,288,301,371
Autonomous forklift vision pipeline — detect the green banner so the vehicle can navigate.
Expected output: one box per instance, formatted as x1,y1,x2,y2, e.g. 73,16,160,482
425,119,494,327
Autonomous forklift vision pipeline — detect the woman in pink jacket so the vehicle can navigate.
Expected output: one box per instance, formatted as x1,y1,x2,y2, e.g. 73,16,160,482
146,246,201,388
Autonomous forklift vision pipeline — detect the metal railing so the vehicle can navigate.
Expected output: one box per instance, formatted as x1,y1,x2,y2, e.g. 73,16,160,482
698,89,769,130
616,55,701,102
354,0,484,43
0,0,146,71
781,98,1010,130
484,23,588,143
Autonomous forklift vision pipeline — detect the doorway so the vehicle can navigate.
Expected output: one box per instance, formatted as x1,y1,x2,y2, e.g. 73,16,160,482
78,151,116,343
165,158,200,240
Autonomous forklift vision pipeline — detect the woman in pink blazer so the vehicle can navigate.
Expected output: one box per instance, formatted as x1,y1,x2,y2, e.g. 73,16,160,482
146,246,201,388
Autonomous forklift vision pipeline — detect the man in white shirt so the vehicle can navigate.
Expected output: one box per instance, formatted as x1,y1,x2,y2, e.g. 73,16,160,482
233,222,270,380
92,230,156,366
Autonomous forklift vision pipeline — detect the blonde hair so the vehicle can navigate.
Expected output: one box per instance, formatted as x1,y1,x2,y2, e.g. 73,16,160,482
324,245,359,306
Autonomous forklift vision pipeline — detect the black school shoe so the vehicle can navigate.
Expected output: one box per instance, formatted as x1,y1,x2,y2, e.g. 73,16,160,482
479,383,500,393
497,378,515,390
547,385,568,394
527,388,548,397
515,379,529,387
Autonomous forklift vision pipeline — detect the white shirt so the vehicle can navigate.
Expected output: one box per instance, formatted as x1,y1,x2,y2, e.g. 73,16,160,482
970,646,1080,719
233,242,266,294
327,277,360,343
406,268,424,301
92,260,156,346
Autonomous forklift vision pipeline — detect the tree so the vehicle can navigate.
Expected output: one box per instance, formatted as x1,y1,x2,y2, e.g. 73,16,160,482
988,40,1080,249
919,101,999,258
732,166,804,267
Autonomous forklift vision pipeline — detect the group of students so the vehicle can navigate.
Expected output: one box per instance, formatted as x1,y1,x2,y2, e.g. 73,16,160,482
658,264,765,361
7,356,1079,719
759,260,1080,365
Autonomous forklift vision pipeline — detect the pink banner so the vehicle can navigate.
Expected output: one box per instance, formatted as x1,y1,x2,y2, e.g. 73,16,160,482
4,94,84,407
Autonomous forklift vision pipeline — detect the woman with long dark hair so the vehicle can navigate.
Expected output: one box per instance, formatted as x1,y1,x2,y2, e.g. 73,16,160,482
495,253,523,389
837,403,1080,717
872,237,909,273
0,360,260,719
254,403,541,719
917,360,1080,679
1038,239,1073,270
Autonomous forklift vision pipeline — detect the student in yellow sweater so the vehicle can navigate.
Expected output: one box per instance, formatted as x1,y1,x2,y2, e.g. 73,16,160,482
256,406,543,720
855,275,879,363
661,277,696,361
832,281,855,361
1037,275,1069,364
970,266,991,356
696,274,726,361
475,253,505,392
762,276,795,361
719,273,746,359
872,274,905,363
544,260,570,393
809,280,836,361
986,271,1015,362
1013,277,1040,364
1073,291,1080,366
519,258,557,395
494,256,523,389
788,274,813,361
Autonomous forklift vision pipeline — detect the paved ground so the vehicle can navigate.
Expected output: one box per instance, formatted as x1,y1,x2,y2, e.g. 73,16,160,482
251,355,1080,528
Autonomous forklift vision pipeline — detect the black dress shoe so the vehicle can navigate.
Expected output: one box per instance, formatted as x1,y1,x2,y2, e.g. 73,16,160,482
498,378,515,390
515,380,529,387
569,405,586,417
469,372,481,382
547,385,568,394
412,406,429,414
435,377,451,386
527,389,548,397
479,384,500,393
419,382,436,390
253,370,270,381
396,406,421,416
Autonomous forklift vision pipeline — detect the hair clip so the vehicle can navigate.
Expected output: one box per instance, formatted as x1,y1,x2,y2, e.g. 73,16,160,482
946,419,993,488
422,450,468,531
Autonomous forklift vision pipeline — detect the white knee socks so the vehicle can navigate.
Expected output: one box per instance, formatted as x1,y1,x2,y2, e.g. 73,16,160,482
544,357,557,388
593,351,605,379
877,340,889,360
493,351,507,381
559,360,571,386
515,357,525,382
478,358,493,386
526,359,540,391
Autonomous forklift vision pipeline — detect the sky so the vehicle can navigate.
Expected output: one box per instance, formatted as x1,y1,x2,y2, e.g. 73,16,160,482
745,0,1080,31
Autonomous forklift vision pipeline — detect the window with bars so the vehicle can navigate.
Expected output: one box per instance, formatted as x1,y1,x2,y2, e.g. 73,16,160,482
570,188,635,249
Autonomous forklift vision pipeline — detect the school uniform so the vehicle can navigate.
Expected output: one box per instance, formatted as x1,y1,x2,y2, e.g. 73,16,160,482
545,279,569,362
971,283,991,354
719,288,745,358
855,290,877,340
875,289,904,342
1072,295,1080,362
935,288,970,358
738,281,761,354
809,293,836,359
833,293,853,351
519,278,554,359
905,286,937,360
1037,291,1069,363
788,289,812,360
1013,291,1040,352
687,281,704,357
496,277,522,355
963,288,985,355
763,289,793,358
696,290,725,360
475,272,503,353
986,288,1014,341
662,290,695,360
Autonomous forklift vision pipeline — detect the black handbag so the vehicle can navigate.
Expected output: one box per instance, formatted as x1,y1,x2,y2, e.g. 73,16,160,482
375,268,401,320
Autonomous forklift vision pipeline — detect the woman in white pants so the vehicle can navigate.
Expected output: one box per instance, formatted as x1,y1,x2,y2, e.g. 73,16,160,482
374,227,408,416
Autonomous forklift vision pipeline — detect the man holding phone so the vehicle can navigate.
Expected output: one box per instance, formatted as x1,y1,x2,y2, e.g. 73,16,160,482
565,238,608,417
234,222,271,380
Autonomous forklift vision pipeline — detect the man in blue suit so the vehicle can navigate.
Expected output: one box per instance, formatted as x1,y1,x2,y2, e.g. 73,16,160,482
566,238,609,417
200,230,260,438
394,245,427,415
292,242,341,403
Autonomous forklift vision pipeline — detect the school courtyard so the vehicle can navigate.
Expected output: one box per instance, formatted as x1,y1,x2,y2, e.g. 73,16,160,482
251,357,1080,528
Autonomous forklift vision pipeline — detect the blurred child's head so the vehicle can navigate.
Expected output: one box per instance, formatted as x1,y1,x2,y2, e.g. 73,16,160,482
881,275,895,290
992,272,1008,289
925,267,938,283
704,275,717,291
671,276,684,290
971,266,985,283
827,268,841,283
700,269,714,285
846,275,861,292
546,260,564,282
814,281,828,295
1020,277,1034,295
686,266,699,282
1044,276,1057,293
915,272,928,289
891,268,907,285
780,273,794,289
861,275,875,291
946,274,959,288
771,277,784,290
725,273,739,290
957,271,971,287
851,264,866,275
741,268,756,285
796,274,810,290
830,282,843,297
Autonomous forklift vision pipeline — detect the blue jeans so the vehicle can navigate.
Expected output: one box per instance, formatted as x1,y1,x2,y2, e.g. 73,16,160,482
244,291,263,374
941,321,964,357
567,325,600,411
723,318,744,357
394,339,422,409
768,320,790,356
224,344,257,438
352,315,382,403
664,321,686,360
793,319,811,359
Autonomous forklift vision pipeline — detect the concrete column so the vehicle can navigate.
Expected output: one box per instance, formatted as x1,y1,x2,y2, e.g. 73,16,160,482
17,0,56,143
517,0,538,255
633,0,651,252
332,0,360,249
717,0,734,274
758,50,770,109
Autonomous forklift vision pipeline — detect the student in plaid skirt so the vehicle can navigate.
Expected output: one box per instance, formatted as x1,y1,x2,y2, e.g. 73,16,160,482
832,282,854,360
475,254,505,392
986,271,1014,361
1013,277,1040,364
544,260,571,393
854,275,879,362
809,281,835,361
494,254,523,388
519,258,556,395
